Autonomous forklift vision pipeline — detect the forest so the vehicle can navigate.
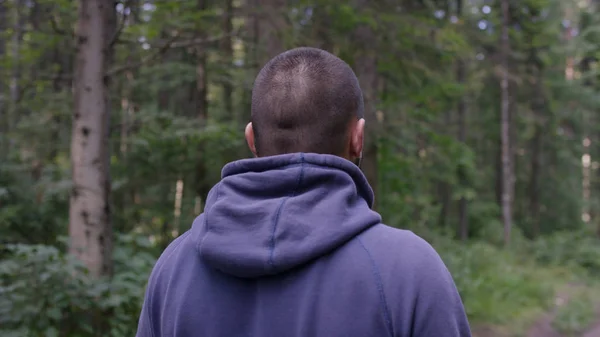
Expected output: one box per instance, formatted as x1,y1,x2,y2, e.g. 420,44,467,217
2,0,600,336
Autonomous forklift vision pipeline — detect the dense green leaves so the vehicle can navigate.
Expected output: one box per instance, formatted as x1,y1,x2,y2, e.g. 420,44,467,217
0,235,155,337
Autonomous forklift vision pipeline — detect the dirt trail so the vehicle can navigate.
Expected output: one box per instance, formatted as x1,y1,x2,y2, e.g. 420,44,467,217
526,290,571,337
583,322,600,337
526,286,600,337
582,305,600,337
472,284,600,337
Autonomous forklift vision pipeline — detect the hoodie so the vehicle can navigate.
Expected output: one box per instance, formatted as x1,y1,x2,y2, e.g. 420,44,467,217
136,153,471,337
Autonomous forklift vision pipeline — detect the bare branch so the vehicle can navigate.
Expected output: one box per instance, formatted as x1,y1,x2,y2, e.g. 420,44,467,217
109,11,129,47
165,32,236,49
49,13,71,36
106,31,181,77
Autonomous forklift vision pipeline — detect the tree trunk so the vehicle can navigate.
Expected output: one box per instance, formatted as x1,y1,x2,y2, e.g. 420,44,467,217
352,7,379,209
221,0,234,118
528,62,545,238
69,0,116,278
9,0,24,132
196,0,208,122
456,66,468,240
310,5,333,51
0,1,6,157
500,0,512,246
241,0,258,123
119,3,138,157
456,0,468,241
438,109,452,229
194,0,210,211
256,0,287,64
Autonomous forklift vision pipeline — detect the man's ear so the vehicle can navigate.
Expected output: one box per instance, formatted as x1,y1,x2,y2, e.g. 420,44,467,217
245,122,258,157
349,118,365,159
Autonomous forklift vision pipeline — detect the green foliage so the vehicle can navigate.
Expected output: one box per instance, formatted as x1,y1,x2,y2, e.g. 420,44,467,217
532,230,600,277
432,236,554,324
553,289,597,336
0,235,155,337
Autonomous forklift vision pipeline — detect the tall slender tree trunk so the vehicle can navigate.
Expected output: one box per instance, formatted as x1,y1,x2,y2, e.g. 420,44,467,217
9,0,24,132
438,109,452,229
196,0,208,122
257,0,286,64
194,0,210,212
311,6,333,51
0,2,7,158
457,0,469,241
500,0,513,246
119,3,139,157
69,0,116,278
456,24,468,240
241,0,258,123
528,63,545,238
222,0,234,118
529,125,542,237
353,3,379,209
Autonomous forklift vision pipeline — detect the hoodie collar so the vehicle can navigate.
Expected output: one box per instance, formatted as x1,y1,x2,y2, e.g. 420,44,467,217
194,153,381,278
221,153,375,208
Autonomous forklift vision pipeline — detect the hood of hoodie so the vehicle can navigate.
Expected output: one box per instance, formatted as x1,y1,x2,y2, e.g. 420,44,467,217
193,153,382,278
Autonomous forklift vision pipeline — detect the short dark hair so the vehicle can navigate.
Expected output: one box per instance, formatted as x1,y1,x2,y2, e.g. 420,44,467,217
251,47,364,157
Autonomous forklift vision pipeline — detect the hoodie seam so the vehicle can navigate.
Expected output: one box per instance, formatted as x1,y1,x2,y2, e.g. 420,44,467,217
148,231,190,337
224,161,373,207
268,154,306,270
357,236,394,337
199,182,223,252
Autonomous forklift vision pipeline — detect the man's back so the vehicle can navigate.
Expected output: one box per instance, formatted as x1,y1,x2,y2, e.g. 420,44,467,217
136,153,471,337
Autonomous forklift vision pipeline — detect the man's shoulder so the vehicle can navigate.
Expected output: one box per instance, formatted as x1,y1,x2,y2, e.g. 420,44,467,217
358,224,438,258
355,224,449,280
147,230,193,284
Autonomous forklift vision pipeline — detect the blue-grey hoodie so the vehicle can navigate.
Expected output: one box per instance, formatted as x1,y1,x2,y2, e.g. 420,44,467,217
136,153,471,337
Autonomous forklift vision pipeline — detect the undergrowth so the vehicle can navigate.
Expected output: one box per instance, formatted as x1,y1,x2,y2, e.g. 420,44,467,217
553,287,596,337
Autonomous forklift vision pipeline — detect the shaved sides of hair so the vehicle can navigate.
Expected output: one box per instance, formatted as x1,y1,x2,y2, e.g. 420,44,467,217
251,47,364,157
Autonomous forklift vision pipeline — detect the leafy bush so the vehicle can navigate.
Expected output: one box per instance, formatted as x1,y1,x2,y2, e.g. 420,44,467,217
553,289,596,336
431,236,555,324
531,230,600,277
0,234,156,337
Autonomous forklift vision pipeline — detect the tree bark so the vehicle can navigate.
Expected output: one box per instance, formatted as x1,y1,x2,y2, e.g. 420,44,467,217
9,0,24,132
500,0,513,246
456,0,468,241
69,0,116,278
528,56,546,237
196,0,208,121
119,2,139,156
0,1,6,157
456,64,468,240
256,0,287,64
352,6,379,209
194,0,210,211
221,0,234,118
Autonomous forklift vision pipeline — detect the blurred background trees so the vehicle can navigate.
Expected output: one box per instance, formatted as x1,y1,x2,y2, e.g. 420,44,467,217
3,0,600,336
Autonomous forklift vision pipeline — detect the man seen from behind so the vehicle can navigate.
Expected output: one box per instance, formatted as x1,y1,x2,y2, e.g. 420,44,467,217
136,47,472,337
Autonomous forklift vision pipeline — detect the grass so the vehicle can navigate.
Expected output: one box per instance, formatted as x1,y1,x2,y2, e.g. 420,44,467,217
553,286,598,336
429,233,597,337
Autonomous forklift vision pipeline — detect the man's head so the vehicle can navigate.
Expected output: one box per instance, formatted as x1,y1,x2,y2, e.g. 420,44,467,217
246,47,365,162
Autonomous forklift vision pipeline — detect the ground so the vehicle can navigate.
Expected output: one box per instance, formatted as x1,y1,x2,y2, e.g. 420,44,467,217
473,284,600,337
